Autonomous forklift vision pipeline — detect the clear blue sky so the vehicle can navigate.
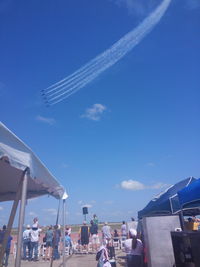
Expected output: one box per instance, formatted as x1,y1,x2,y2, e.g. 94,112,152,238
0,0,200,226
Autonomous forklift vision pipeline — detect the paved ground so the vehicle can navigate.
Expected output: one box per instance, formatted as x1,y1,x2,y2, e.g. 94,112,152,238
8,250,127,267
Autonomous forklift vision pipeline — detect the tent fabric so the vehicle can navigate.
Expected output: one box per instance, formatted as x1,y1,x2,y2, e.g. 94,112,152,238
178,178,200,209
0,122,65,201
138,177,196,219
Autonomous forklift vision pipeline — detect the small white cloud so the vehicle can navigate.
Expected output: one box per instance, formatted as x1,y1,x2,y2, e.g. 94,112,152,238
43,208,57,216
78,200,83,205
36,115,56,125
81,104,107,121
0,207,3,211
121,180,145,190
120,179,168,191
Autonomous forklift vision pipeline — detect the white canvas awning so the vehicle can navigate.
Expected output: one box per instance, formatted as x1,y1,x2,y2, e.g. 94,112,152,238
0,121,65,201
0,122,67,267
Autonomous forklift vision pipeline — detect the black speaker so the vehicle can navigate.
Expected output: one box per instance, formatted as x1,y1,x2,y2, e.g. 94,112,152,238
82,207,88,215
171,231,200,267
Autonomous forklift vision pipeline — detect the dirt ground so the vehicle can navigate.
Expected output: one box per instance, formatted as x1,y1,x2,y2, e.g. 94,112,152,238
8,250,126,267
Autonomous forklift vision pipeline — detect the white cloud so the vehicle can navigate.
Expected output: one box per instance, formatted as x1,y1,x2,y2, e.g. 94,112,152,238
120,179,167,191
78,200,83,205
81,104,107,121
36,115,56,125
0,207,3,211
121,180,145,190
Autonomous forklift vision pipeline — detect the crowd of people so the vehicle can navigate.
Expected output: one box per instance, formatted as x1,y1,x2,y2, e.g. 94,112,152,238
22,218,62,261
0,215,144,267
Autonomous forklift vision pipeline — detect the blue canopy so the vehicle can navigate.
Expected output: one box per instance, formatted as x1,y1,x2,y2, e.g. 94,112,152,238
138,177,196,219
178,178,200,210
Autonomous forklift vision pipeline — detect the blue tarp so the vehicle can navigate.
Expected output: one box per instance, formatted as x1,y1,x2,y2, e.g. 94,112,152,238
138,177,196,219
178,178,200,209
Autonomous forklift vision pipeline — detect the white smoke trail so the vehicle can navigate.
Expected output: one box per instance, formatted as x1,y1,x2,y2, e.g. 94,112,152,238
43,0,171,106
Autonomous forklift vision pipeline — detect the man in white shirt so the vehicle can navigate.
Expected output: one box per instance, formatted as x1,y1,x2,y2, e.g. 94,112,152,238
29,226,41,261
22,225,31,260
121,221,127,241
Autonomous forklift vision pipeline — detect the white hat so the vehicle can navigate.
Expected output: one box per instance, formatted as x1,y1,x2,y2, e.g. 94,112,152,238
26,224,31,229
129,228,137,237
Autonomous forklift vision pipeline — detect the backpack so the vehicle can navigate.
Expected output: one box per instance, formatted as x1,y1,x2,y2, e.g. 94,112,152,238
96,249,103,261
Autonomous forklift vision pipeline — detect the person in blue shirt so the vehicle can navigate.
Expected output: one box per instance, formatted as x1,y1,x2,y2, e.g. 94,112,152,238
65,233,72,248
0,225,13,267
52,225,61,260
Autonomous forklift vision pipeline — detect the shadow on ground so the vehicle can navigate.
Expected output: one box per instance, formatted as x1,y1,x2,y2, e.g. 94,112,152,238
117,255,126,266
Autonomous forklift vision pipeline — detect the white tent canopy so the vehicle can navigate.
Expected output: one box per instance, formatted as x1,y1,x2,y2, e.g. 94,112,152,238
0,121,65,201
0,122,67,267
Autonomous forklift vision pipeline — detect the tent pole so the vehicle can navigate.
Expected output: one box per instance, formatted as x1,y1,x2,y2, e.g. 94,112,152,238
0,172,24,266
179,210,185,231
15,169,28,267
62,199,66,267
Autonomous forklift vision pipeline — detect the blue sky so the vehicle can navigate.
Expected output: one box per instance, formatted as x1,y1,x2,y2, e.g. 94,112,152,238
0,0,200,226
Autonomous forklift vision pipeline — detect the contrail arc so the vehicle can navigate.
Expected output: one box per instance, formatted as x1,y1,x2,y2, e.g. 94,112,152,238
42,0,171,106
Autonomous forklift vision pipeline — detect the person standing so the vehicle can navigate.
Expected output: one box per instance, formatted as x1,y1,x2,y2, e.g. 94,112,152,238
124,229,143,267
52,225,61,260
121,221,127,241
90,220,98,252
32,217,39,228
0,225,13,267
79,221,90,253
29,225,41,261
102,222,112,245
44,226,53,260
22,224,31,260
65,226,71,236
113,229,119,242
93,214,99,226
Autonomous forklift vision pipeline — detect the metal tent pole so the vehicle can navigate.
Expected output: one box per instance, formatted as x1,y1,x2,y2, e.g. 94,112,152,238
15,169,28,267
0,176,23,266
62,199,66,267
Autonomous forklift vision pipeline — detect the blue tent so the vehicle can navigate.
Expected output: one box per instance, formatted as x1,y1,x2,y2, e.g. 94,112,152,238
178,178,200,211
138,177,196,219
